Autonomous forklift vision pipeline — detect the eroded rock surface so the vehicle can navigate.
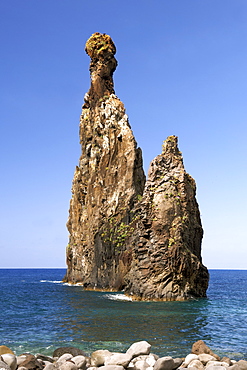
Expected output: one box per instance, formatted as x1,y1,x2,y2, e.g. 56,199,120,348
63,33,146,289
64,32,209,300
123,136,209,300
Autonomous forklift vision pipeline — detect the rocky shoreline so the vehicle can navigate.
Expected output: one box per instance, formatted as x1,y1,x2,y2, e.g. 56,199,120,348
0,340,246,370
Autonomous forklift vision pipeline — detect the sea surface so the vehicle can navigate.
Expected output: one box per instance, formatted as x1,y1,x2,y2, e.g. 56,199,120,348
0,269,246,359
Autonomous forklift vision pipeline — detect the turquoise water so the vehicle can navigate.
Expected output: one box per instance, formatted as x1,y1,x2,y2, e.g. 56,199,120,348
0,269,246,359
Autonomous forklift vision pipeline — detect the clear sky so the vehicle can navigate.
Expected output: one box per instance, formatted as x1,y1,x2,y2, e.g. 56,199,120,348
1,1,246,269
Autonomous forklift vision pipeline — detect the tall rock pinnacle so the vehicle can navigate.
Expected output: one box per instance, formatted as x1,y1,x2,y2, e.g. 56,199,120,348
63,33,146,288
64,33,209,299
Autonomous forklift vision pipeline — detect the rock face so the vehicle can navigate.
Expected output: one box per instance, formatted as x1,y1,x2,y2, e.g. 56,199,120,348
64,32,209,299
63,32,146,289
123,136,209,300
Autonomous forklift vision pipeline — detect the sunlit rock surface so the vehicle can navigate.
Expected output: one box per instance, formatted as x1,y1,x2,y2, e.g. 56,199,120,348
63,33,209,300
63,33,146,289
123,135,209,300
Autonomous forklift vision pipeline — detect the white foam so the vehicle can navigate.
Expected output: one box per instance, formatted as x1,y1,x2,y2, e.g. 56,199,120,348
40,280,84,287
40,280,62,284
105,293,132,302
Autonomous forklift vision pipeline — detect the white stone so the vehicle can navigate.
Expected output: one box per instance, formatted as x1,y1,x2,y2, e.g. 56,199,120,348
153,357,174,370
146,355,157,367
183,354,199,367
0,360,11,370
59,362,78,370
71,356,86,370
57,354,73,364
188,360,204,370
206,362,229,368
91,350,112,367
126,341,151,359
134,360,148,370
99,366,125,370
16,356,27,367
105,353,132,368
198,354,217,365
1,354,17,370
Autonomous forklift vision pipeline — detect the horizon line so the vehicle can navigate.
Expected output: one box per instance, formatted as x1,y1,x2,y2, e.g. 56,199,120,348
1,267,247,270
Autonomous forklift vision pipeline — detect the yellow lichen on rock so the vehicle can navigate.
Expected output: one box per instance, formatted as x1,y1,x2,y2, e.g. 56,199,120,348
0,345,15,355
85,32,116,58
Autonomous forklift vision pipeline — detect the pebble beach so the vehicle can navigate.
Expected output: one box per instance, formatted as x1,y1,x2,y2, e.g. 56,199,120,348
1,340,246,370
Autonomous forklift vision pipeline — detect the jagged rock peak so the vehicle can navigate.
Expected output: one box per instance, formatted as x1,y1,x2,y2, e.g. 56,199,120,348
123,135,209,301
84,33,117,108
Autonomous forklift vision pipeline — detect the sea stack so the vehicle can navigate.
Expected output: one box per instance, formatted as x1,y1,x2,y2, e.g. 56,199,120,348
64,32,209,300
64,32,146,289
123,135,209,300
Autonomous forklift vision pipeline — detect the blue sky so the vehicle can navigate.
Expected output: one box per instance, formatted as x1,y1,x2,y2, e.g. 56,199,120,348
1,1,247,269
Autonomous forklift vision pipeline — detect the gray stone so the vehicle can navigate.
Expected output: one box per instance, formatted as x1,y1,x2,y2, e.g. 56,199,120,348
36,355,54,364
221,359,232,366
42,362,53,367
206,367,228,370
91,350,112,367
126,342,151,359
71,356,86,370
36,360,44,367
53,348,87,359
43,364,55,370
105,353,132,368
154,357,174,370
1,354,17,370
173,359,183,370
237,361,247,370
0,360,11,370
17,354,43,370
229,366,241,370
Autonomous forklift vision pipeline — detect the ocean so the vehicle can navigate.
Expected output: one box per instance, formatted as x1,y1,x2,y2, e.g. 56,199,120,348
0,269,246,360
